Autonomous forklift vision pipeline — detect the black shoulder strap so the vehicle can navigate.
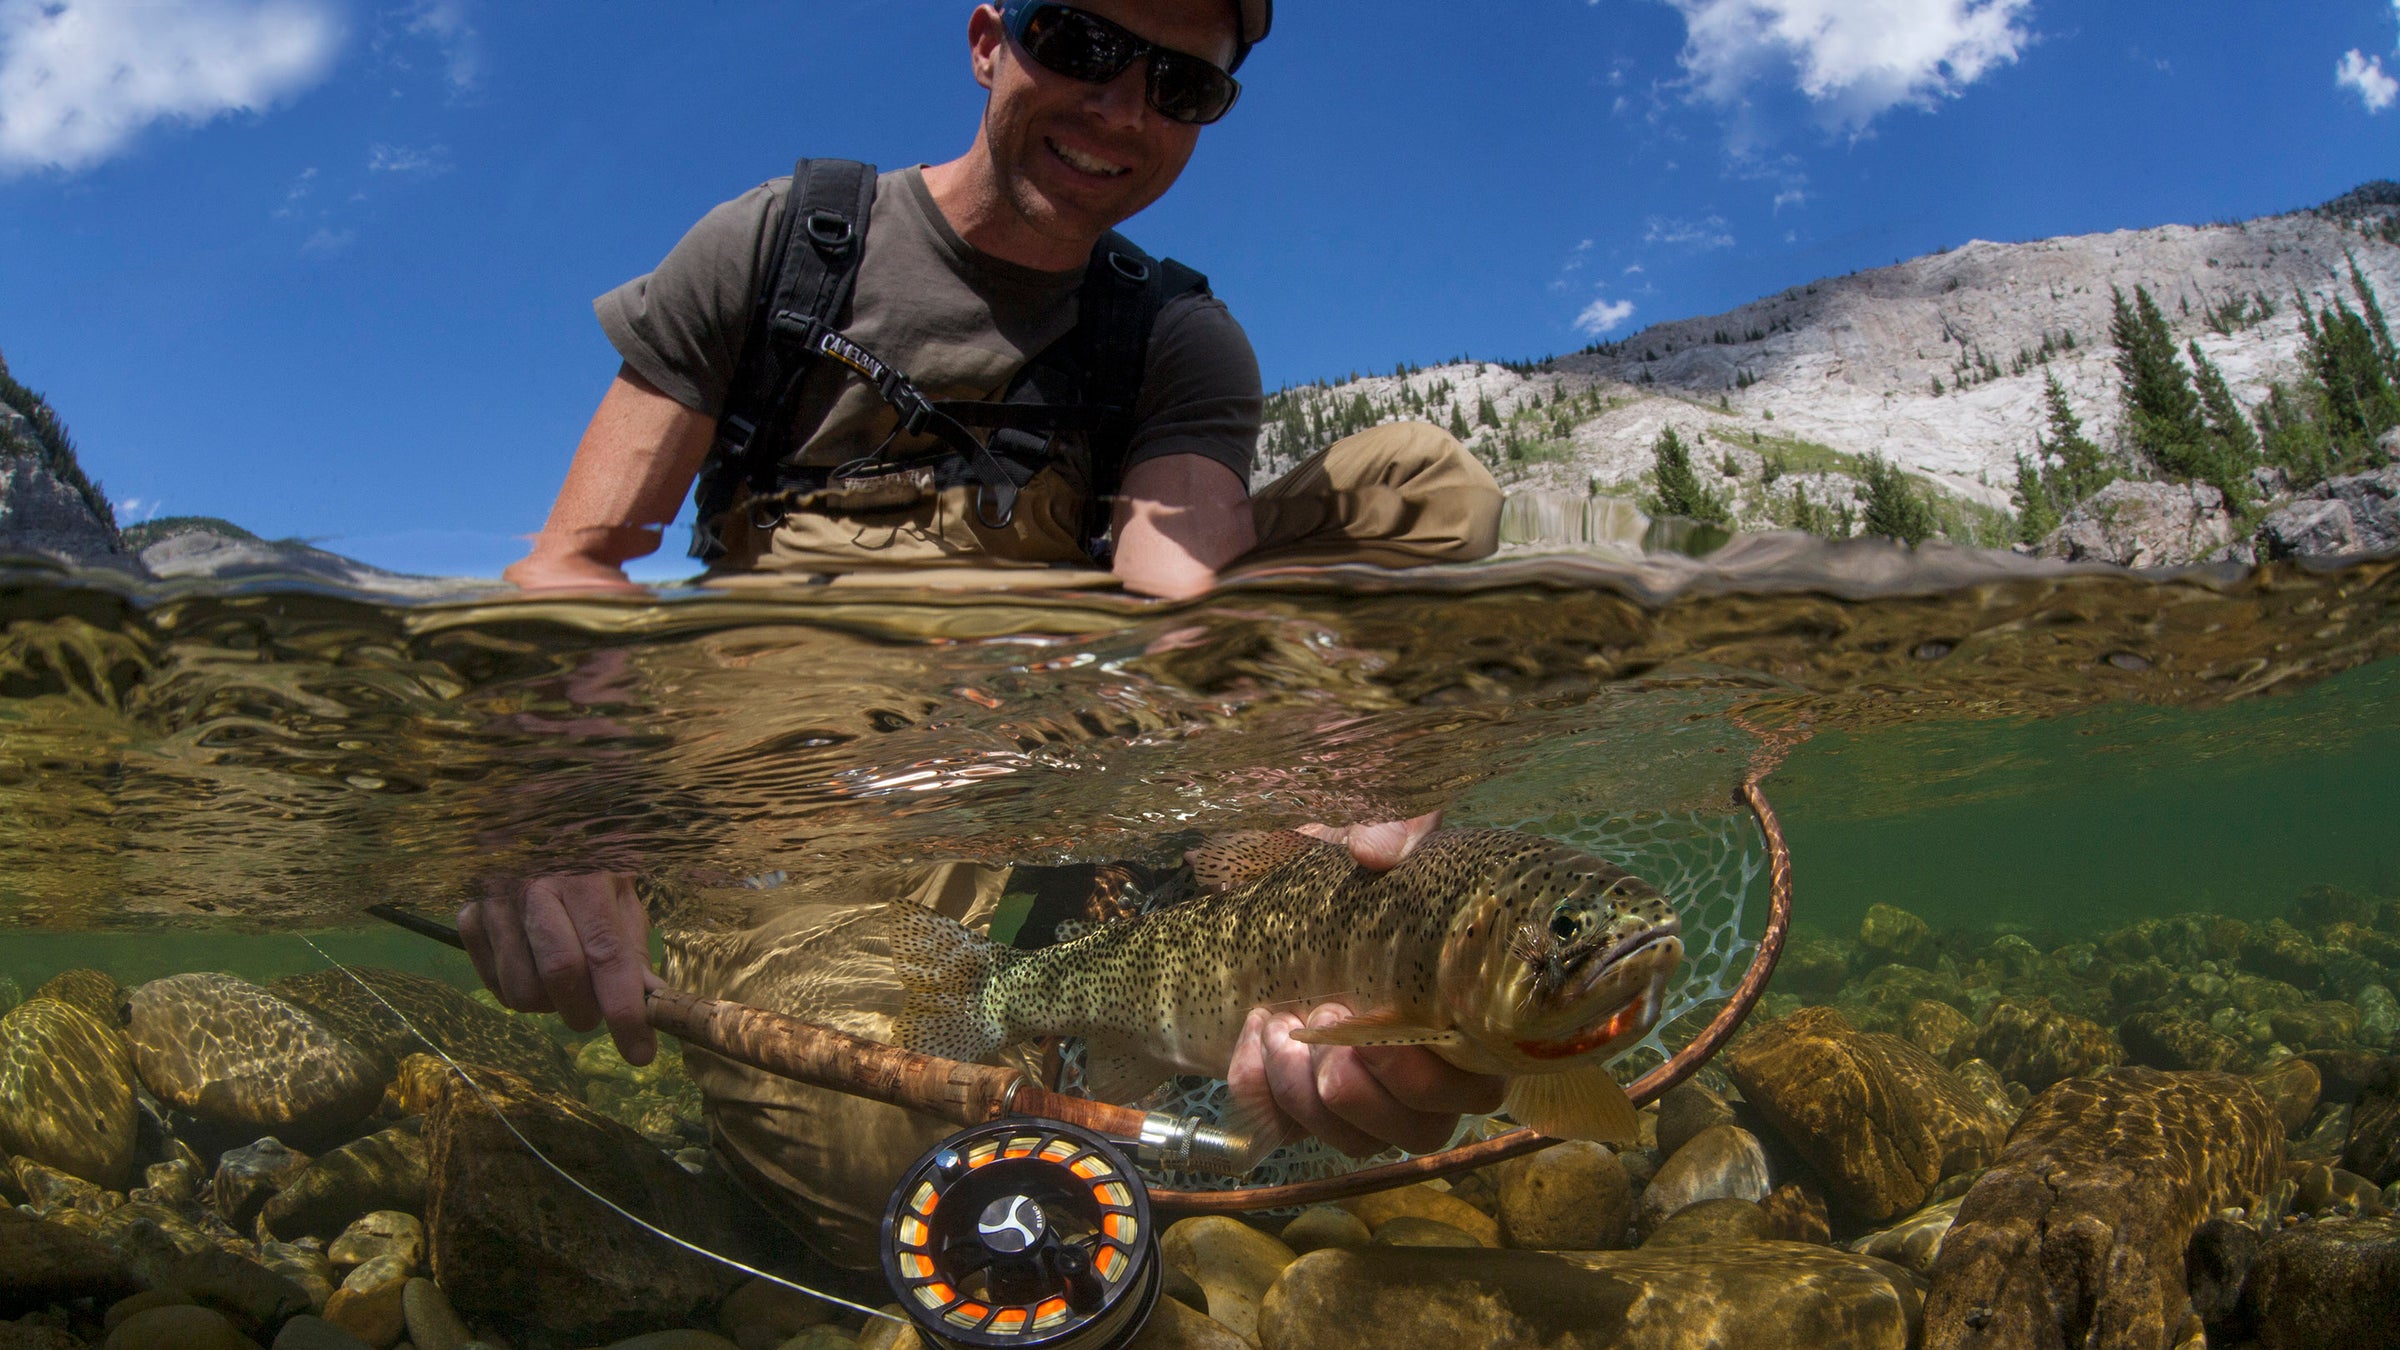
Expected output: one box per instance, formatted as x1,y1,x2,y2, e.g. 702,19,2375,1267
1070,232,1209,560
688,158,878,561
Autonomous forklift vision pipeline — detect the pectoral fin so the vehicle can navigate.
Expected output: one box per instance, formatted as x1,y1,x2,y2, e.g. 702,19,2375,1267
1503,1064,1641,1145
1082,1043,1171,1106
1288,1009,1466,1049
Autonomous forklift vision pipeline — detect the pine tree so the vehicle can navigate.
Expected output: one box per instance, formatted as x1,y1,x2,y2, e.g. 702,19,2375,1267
2110,285,2208,478
1477,394,1500,429
2012,455,2060,544
1646,427,1728,525
2186,341,2260,507
2037,374,2114,504
2286,263,2400,479
1859,456,1938,545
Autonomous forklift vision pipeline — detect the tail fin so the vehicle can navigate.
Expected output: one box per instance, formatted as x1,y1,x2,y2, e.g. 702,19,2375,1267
888,907,1013,1063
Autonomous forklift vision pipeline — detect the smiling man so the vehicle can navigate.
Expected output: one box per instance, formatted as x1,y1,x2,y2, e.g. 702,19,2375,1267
479,0,1506,1266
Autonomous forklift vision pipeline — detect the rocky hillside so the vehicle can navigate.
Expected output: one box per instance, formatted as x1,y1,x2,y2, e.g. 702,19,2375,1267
1261,184,2400,563
1,358,471,594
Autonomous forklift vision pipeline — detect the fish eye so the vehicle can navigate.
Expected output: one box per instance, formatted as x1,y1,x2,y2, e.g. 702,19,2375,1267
1549,911,1580,943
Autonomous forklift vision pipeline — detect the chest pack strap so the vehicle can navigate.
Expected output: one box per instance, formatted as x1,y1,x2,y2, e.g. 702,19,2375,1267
690,158,1211,564
691,158,879,561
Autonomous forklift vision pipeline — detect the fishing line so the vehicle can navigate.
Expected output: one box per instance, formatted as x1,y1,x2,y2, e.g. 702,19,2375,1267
296,935,904,1326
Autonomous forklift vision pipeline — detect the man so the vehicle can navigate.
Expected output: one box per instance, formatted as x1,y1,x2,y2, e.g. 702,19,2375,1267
470,0,1506,1264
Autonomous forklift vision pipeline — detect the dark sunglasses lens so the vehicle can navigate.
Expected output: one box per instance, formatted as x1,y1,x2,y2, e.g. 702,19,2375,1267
1148,55,1239,124
1019,6,1134,83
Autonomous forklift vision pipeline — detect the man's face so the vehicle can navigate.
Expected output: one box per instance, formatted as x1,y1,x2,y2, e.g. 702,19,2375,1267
968,1,1239,251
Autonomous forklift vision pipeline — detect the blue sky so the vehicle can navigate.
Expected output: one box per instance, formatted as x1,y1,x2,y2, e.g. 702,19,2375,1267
1,0,2395,579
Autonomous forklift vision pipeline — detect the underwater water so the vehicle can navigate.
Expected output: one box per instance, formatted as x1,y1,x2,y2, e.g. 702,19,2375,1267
3,537,2398,1348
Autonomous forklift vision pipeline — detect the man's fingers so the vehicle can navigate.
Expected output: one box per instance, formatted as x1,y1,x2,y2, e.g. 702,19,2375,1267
465,891,554,1014
521,879,603,1033
562,875,657,1065
1341,810,1443,872
1258,1013,1381,1156
1354,1045,1509,1116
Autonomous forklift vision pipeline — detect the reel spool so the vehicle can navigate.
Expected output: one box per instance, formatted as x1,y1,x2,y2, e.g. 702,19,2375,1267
881,1119,1163,1350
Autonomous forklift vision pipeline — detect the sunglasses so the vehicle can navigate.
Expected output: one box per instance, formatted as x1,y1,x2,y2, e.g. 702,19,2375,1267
1000,1,1243,126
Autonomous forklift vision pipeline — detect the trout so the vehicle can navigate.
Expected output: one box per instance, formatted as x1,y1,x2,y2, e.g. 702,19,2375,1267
888,828,1682,1146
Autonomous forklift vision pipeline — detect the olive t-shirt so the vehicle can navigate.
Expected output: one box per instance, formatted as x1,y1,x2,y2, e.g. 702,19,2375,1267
595,166,1261,487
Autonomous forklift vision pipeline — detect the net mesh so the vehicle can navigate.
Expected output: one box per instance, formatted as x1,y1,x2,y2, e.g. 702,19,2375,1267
1059,810,1766,1191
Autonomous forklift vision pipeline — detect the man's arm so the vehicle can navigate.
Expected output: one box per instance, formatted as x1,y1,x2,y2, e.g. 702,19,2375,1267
502,369,717,594
1110,453,1256,599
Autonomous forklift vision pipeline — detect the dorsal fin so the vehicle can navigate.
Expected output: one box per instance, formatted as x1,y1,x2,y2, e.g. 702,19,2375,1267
1185,830,1326,892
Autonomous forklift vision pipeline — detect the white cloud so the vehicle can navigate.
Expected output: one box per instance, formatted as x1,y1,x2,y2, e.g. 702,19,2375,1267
1773,187,1808,211
1576,297,1638,336
1666,0,2031,131
301,225,354,255
1645,214,1736,249
403,0,478,91
368,141,450,174
0,0,344,174
2338,50,2397,112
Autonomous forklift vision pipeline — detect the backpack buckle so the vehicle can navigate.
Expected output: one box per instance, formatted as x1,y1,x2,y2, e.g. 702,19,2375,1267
804,209,855,251
1105,250,1151,284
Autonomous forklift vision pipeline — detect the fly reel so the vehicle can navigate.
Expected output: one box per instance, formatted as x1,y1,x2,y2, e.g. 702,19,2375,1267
880,1119,1163,1350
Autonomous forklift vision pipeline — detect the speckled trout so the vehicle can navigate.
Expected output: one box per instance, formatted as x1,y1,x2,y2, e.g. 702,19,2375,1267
889,828,1682,1145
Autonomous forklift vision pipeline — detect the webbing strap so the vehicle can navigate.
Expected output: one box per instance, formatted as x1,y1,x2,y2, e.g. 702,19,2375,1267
690,158,877,560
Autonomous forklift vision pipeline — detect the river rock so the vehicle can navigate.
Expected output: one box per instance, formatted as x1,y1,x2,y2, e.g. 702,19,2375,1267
2118,1009,2240,1074
327,1212,422,1272
0,1207,140,1313
714,1275,827,1350
271,1316,374,1350
1850,1195,1963,1278
257,1242,335,1314
1160,1216,1295,1343
1949,1058,2017,1124
1636,1124,1769,1235
2301,1048,2388,1103
2046,479,2235,567
1652,1081,1736,1160
257,1126,426,1244
216,1138,313,1231
1921,1067,2283,1350
2243,1214,2400,1350
2343,1058,2400,1185
1275,1207,1370,1255
1761,1180,1833,1244
1130,1294,1248,1350
2248,1056,2322,1136
102,1304,260,1350
423,1065,752,1340
1494,1140,1631,1250
1257,1243,1921,1350
127,975,383,1146
0,997,139,1188
1971,997,2122,1091
1860,904,1937,969
1904,999,1978,1066
1335,1184,1497,1247
15,1157,110,1217
2182,1217,2256,1346
269,968,575,1095
1372,1216,1483,1247
1723,1005,2008,1223
1641,1197,1769,1248
322,1254,408,1348
398,1277,473,1350
31,969,122,1023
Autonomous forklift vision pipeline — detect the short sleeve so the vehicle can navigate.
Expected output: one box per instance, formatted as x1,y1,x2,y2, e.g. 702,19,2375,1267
1124,291,1262,487
593,182,786,415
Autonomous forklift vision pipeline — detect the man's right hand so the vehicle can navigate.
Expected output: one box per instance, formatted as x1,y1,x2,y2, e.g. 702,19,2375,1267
459,873,662,1065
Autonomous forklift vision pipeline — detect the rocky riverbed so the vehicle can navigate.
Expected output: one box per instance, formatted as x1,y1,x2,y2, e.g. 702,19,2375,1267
3,891,2399,1349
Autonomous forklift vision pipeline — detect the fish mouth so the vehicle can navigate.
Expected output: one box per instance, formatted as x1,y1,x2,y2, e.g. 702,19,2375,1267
1513,926,1682,1061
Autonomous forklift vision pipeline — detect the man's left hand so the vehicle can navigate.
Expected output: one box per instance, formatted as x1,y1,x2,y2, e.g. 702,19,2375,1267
1297,809,1442,872
1227,1003,1508,1157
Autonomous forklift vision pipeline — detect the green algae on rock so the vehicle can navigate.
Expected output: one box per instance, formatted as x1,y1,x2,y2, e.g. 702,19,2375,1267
33,969,123,1024
126,974,384,1146
0,996,139,1189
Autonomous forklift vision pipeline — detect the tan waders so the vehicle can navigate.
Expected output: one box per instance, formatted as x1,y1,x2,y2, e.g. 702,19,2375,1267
671,422,1500,1266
